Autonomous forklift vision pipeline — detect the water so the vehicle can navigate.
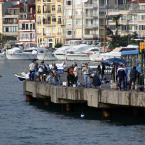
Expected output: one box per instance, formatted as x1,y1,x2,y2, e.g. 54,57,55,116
0,60,145,145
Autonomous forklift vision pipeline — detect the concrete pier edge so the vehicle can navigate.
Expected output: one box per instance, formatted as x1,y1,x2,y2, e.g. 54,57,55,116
24,80,145,108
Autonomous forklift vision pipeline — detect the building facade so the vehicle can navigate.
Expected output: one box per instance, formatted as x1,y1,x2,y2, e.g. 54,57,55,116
35,0,64,48
107,0,145,38
0,0,36,47
64,0,107,45
18,1,36,47
3,0,20,38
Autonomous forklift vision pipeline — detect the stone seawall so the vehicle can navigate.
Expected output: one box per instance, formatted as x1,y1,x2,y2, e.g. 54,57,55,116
24,81,145,108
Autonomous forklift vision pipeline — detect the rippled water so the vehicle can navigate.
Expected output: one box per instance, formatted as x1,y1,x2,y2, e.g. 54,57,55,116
0,60,145,145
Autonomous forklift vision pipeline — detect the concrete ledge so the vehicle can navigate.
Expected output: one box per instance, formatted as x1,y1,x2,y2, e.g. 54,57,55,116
24,80,145,108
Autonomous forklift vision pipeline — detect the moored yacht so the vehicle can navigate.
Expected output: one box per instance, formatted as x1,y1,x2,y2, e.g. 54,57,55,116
53,45,72,60
89,45,139,61
37,48,56,61
6,47,37,60
66,44,100,61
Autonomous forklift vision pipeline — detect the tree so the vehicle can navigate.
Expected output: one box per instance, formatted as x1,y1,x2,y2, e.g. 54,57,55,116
108,33,139,50
112,14,122,36
55,43,62,48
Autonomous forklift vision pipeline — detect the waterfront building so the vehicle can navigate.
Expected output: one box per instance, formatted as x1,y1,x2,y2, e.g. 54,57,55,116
0,0,3,35
18,1,36,47
0,0,36,47
64,0,107,45
3,0,20,39
107,0,145,38
35,0,64,48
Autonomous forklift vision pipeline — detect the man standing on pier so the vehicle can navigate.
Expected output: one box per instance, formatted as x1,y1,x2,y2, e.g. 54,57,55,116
117,64,126,90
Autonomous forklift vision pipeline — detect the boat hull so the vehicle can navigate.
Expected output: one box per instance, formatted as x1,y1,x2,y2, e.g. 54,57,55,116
37,53,57,61
6,53,37,60
66,54,90,61
54,54,67,60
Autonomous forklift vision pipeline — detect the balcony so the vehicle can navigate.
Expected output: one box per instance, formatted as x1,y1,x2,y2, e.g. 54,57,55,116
84,34,96,39
43,10,51,13
3,15,19,19
84,4,94,9
85,13,93,18
3,21,18,24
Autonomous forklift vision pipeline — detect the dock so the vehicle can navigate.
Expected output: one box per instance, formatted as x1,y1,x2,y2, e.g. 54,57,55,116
24,80,145,108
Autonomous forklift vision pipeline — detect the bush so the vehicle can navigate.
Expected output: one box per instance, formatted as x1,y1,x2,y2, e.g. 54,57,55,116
55,43,62,48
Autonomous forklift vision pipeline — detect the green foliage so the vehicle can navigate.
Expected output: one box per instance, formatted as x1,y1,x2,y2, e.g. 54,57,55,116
55,43,62,48
108,33,139,50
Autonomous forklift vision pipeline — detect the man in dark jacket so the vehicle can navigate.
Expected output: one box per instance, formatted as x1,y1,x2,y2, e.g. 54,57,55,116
117,64,126,90
129,66,139,90
90,73,101,88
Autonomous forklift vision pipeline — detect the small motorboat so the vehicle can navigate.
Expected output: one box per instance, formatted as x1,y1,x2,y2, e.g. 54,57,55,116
14,72,29,81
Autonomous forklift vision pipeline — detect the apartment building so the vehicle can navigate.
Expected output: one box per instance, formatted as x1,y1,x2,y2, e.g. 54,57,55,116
0,0,36,47
35,0,64,48
0,0,3,34
3,0,20,38
18,1,36,47
107,0,145,38
64,0,107,45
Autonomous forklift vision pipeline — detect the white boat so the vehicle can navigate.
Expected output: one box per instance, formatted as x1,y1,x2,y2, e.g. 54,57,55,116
6,47,37,60
14,72,29,81
37,48,56,61
0,52,6,60
89,45,139,61
53,45,72,60
66,44,100,61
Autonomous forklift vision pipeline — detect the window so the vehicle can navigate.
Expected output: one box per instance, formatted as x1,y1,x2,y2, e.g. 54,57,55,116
47,16,51,24
52,5,55,11
67,31,72,35
66,0,71,5
22,24,25,30
33,23,35,29
37,6,41,13
58,16,61,24
43,5,51,13
52,16,56,22
26,24,28,30
30,24,32,30
139,25,145,30
57,5,61,13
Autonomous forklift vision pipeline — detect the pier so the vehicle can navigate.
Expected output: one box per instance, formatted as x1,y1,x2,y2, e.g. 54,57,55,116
24,80,145,108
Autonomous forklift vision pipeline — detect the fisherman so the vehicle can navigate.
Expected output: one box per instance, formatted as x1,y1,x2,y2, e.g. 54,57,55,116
90,73,101,88
38,60,47,81
82,63,90,88
129,66,139,90
67,65,75,86
29,59,37,81
117,64,126,90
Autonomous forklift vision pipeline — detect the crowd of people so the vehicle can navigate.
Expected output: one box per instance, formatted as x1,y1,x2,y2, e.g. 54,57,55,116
27,59,144,91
